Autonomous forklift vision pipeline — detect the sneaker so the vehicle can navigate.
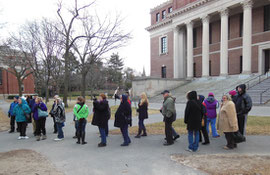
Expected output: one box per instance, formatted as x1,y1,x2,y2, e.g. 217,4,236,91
36,136,41,141
42,135,47,140
120,143,129,146
54,138,63,141
24,136,29,139
213,135,220,138
134,135,141,138
173,135,180,141
98,143,107,147
17,136,23,140
185,148,193,152
202,142,210,145
9,130,14,133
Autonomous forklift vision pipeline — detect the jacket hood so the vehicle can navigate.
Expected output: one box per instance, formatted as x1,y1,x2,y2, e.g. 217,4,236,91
121,94,128,103
198,95,205,103
188,91,197,101
206,96,215,103
238,84,246,93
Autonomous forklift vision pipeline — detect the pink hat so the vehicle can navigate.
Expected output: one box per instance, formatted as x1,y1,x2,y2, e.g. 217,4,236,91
208,92,214,97
229,90,237,96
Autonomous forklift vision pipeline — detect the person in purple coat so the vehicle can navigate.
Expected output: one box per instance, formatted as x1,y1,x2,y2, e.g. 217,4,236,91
204,92,220,138
32,97,48,141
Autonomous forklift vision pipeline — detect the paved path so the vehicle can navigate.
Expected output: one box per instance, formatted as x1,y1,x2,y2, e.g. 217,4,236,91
1,100,270,175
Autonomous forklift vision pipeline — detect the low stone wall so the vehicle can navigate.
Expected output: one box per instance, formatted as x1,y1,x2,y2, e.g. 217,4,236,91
132,77,187,98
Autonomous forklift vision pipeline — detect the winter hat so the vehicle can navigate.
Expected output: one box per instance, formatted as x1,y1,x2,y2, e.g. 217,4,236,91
229,90,237,96
208,92,214,97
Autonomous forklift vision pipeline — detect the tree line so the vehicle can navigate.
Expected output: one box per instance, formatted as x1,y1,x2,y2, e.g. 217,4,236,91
0,0,136,106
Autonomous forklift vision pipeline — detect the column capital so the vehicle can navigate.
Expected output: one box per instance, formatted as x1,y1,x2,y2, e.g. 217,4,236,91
185,20,194,28
219,8,229,17
201,15,210,23
242,0,253,10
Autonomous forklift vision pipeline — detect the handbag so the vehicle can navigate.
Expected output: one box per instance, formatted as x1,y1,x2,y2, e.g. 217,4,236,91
38,108,49,118
233,131,246,143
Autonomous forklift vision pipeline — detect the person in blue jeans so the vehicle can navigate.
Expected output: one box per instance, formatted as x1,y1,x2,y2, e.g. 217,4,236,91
184,91,203,152
92,93,110,147
114,95,132,146
204,92,220,138
51,97,66,141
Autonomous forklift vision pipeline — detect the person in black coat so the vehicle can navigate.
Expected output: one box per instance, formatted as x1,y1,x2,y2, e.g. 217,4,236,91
135,92,149,138
92,94,110,147
114,94,132,146
184,91,203,152
198,95,210,145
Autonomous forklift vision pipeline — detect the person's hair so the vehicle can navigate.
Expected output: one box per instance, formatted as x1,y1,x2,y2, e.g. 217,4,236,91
100,93,107,100
77,96,85,103
36,97,43,103
222,95,231,101
54,95,59,99
140,92,149,106
186,91,191,100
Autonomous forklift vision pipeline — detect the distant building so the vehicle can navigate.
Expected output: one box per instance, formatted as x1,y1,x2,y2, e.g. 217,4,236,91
0,47,35,96
146,0,270,79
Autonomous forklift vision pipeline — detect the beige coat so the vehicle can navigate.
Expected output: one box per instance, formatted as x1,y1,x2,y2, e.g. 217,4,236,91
218,101,238,133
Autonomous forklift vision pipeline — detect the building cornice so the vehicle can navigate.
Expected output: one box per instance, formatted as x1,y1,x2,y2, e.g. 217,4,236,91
150,0,173,13
146,19,172,32
168,0,215,18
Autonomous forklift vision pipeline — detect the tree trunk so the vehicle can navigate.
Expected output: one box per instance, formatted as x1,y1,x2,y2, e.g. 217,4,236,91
63,51,69,107
81,72,87,98
17,77,23,97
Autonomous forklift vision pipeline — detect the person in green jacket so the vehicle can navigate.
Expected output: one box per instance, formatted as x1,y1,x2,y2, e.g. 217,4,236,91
73,96,89,145
13,98,31,140
161,90,176,146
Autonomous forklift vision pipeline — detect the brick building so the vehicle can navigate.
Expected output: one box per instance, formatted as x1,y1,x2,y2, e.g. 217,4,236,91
147,0,270,79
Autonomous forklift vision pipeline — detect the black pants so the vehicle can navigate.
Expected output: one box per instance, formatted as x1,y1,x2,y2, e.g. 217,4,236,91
200,125,210,143
36,118,46,136
52,116,57,132
237,115,247,135
10,115,16,132
165,119,173,144
224,132,236,149
17,122,27,136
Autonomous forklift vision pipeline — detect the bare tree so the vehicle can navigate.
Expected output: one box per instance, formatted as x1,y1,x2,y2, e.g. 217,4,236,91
56,0,95,107
73,12,131,98
0,43,33,96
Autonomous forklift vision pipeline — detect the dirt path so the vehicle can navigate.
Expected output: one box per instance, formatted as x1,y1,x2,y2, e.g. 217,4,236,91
0,149,63,175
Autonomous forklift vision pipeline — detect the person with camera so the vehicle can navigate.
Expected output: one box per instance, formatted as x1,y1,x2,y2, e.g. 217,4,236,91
51,97,66,141
92,94,110,147
114,94,132,146
73,96,89,145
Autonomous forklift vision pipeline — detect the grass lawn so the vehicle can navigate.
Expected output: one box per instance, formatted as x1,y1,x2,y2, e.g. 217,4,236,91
110,116,270,135
0,108,10,132
88,105,160,122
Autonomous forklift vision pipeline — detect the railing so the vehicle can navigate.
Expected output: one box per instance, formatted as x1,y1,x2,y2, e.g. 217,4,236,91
246,71,270,90
260,87,270,104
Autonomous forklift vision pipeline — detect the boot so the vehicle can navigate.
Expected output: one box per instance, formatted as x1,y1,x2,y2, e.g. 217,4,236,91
141,129,147,137
135,129,142,138
76,132,80,144
36,135,41,141
82,132,87,145
42,135,47,140
73,132,77,139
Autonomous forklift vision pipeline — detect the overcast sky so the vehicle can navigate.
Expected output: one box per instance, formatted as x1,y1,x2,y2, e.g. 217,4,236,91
0,0,166,75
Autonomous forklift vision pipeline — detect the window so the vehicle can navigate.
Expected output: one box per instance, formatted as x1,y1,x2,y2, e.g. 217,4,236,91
168,7,173,13
264,5,270,31
209,23,213,44
193,63,196,77
240,56,243,73
193,28,197,48
161,66,167,78
161,36,167,54
162,10,166,20
228,17,231,40
209,60,212,76
21,84,25,92
239,13,243,37
156,13,160,22
0,69,2,85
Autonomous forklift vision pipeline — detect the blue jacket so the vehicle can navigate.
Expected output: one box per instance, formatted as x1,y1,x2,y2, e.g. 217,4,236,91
13,103,31,122
32,102,47,120
8,102,18,116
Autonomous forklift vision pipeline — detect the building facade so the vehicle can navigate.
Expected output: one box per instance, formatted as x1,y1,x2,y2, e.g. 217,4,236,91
147,0,270,79
0,68,35,96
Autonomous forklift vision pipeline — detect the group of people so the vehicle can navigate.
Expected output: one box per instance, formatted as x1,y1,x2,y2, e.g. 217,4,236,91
7,83,252,151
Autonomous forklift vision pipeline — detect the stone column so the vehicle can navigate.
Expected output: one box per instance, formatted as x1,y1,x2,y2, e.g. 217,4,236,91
242,0,253,74
186,21,194,78
173,26,180,79
202,15,210,77
220,8,229,76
